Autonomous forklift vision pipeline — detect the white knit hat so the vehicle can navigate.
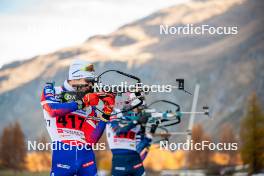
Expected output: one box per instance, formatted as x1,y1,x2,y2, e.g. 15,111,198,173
129,93,139,106
68,60,96,80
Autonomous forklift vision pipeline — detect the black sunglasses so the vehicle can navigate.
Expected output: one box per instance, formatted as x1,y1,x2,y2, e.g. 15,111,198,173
85,77,97,83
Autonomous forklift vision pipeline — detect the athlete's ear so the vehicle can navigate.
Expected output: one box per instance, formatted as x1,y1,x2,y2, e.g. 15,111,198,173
68,79,74,85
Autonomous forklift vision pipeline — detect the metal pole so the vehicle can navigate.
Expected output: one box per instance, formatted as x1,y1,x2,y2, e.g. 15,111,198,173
187,84,200,142
181,111,205,115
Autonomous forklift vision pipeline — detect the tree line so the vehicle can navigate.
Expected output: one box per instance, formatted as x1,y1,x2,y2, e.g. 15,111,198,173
187,93,264,174
0,121,26,172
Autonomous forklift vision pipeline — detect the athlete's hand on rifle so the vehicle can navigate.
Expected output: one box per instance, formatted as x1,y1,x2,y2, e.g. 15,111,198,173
82,92,115,122
81,93,100,108
137,112,151,124
82,92,115,112
82,93,99,107
100,93,115,122
137,115,148,125
100,93,115,114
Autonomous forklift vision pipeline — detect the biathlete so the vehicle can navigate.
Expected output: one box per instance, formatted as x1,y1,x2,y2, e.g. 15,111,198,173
41,60,115,176
106,93,154,176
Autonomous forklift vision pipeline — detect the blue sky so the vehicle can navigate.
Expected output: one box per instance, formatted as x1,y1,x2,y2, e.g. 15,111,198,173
0,0,40,13
0,0,188,67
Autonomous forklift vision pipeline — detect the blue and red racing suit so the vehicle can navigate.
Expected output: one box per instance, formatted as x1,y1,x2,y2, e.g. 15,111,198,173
41,80,110,176
106,109,152,176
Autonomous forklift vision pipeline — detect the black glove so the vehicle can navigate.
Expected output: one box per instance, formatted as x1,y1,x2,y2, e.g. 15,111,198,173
137,112,151,124
150,124,158,134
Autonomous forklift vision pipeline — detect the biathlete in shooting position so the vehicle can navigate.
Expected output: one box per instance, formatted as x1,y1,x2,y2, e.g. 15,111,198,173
106,93,154,176
40,60,115,176
106,94,184,176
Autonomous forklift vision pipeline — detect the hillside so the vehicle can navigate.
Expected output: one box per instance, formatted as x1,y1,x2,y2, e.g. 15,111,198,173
0,0,263,139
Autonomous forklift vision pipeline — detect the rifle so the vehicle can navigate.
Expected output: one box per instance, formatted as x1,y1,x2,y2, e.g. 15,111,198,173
61,69,144,117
